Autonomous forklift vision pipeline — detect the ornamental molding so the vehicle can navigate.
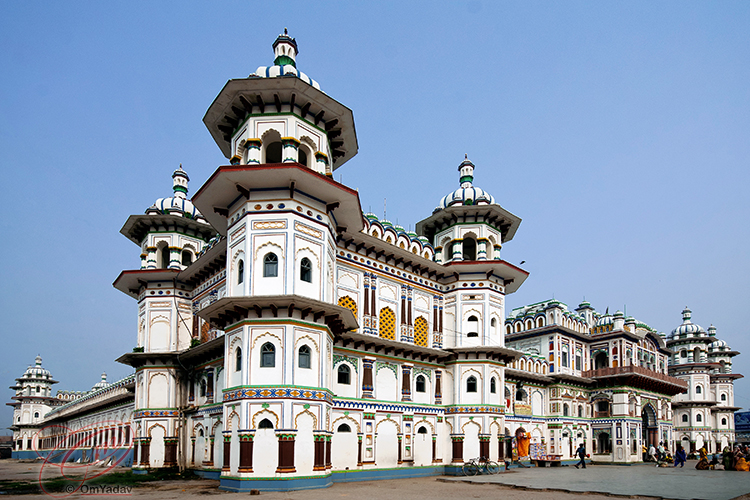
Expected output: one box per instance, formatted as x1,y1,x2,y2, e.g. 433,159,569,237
295,221,322,239
253,221,287,230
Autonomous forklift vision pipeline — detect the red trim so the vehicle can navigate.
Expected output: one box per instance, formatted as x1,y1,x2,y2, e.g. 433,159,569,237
192,163,359,201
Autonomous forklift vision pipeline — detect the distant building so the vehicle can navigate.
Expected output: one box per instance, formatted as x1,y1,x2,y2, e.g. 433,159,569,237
736,411,750,445
8,32,743,490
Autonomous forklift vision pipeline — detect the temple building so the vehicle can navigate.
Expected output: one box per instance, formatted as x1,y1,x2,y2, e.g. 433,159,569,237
8,32,742,490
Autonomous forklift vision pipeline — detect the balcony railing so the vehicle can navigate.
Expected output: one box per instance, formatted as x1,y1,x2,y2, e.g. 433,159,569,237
582,365,687,388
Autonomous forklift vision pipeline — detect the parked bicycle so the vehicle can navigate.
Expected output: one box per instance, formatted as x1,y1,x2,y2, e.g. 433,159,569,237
462,456,500,476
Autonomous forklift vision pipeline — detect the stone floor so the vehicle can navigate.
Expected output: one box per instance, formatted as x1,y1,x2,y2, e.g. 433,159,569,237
441,460,750,500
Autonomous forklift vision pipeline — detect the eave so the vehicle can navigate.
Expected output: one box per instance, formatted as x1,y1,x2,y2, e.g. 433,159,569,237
115,351,181,369
443,260,528,294
119,213,215,246
504,368,553,384
112,269,181,299
416,203,522,244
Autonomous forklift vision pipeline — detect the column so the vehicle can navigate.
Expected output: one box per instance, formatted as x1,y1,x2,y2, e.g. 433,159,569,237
397,434,403,464
315,151,330,176
452,240,463,262
221,432,230,471
407,286,413,341
479,434,490,460
281,137,300,163
451,435,464,464
164,437,178,467
357,434,364,466
190,437,196,466
362,358,375,399
140,252,147,269
432,434,438,463
168,247,181,269
246,139,262,164
206,369,214,404
370,275,378,332
140,438,151,467
498,436,505,461
477,238,488,260
325,433,332,469
435,370,442,404
134,439,141,466
401,364,412,402
238,431,254,473
493,244,501,260
276,430,296,473
145,247,157,269
209,436,215,466
313,432,327,471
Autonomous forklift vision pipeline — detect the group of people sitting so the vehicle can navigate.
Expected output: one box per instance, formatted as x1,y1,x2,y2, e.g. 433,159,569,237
693,444,749,471
643,443,750,471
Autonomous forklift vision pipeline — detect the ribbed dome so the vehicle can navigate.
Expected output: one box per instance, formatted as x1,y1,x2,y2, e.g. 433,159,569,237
709,339,729,351
595,315,613,327
669,307,706,339
91,372,109,391
23,355,51,379
252,29,322,91
146,165,207,222
437,156,496,210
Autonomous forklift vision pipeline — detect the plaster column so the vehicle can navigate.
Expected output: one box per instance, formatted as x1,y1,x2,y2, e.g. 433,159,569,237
325,433,332,469
479,434,490,459
140,252,148,269
164,436,178,467
397,434,403,464
206,369,214,404
435,370,442,404
190,437,196,466
357,434,364,466
140,438,151,467
168,247,181,269
432,434,438,463
281,137,300,163
134,439,141,466
452,240,463,262
401,364,412,402
477,238,488,260
221,432,230,471
238,431,254,473
145,247,157,269
451,435,464,464
362,358,375,399
246,139,262,164
313,432,326,471
315,151,330,176
276,430,296,473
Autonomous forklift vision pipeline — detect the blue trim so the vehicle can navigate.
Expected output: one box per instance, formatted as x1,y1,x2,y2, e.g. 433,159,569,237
333,465,443,482
219,475,332,492
12,448,134,467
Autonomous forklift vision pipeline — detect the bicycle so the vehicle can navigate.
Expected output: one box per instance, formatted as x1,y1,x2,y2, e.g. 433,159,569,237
462,456,500,476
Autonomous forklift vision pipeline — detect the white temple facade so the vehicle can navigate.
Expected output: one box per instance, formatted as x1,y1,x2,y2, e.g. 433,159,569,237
8,32,742,490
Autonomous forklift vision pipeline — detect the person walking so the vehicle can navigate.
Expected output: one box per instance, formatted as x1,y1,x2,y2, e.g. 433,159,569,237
574,443,587,469
648,444,657,462
674,444,687,468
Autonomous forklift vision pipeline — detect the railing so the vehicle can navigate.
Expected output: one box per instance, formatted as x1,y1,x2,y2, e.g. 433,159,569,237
594,411,610,418
582,365,687,387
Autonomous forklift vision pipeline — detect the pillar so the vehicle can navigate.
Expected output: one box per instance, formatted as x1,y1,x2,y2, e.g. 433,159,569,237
452,240,463,262
362,358,375,399
145,247,157,269
190,437,196,466
325,433,332,469
134,439,141,466
168,247,181,269
164,437,178,467
357,434,364,466
238,431,254,473
221,432,230,471
435,370,442,404
281,137,300,163
432,434,438,463
276,430,296,473
313,433,327,471
397,434,403,464
206,369,214,404
451,435,464,464
479,434,490,460
246,139,262,164
493,245,501,260
498,436,505,461
477,238,488,260
315,151,330,176
209,436,215,466
140,438,151,467
402,364,412,402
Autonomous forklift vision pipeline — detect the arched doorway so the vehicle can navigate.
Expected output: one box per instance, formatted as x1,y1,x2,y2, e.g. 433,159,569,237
594,352,609,370
641,404,657,449
596,432,611,454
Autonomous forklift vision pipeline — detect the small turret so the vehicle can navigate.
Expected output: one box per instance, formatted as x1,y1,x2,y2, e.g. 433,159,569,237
273,28,298,67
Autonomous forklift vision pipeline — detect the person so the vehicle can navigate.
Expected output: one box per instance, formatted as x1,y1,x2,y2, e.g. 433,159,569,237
723,446,733,471
648,444,657,462
696,446,710,470
674,444,687,468
658,442,666,462
574,443,586,469
734,446,744,471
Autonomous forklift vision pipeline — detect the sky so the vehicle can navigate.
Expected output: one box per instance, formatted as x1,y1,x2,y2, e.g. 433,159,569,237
1,1,749,432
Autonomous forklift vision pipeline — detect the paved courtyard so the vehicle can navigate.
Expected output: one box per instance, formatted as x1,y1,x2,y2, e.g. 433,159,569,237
1,459,749,499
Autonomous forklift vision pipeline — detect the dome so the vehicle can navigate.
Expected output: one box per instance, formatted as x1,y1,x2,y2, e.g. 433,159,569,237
23,355,51,379
709,339,729,351
595,315,613,327
92,372,109,391
669,306,706,339
251,29,322,91
437,156,496,210
146,165,207,222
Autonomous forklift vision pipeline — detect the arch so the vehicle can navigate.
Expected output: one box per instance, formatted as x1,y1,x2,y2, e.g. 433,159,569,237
235,346,242,372
379,307,396,340
375,418,400,433
298,344,311,368
338,295,357,318
415,374,426,393
331,415,360,434
258,418,274,429
182,249,193,266
294,409,318,430
237,259,244,285
536,316,545,328
594,351,609,370
261,129,282,163
466,376,477,393
300,257,312,282
462,235,477,261
414,316,429,347
337,364,351,385
156,241,170,269
251,409,279,429
263,252,278,277
260,342,276,367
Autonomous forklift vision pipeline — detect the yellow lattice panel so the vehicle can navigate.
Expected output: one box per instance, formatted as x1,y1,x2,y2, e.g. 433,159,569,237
338,296,357,317
379,307,395,340
414,317,429,347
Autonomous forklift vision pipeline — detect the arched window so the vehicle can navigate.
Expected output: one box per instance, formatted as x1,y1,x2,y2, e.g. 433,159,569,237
258,418,274,429
235,347,242,371
298,345,311,369
516,388,527,401
467,315,479,337
681,414,688,423
266,141,282,163
563,403,569,416
490,377,497,394
263,253,278,277
696,413,702,423
562,347,569,368
415,375,426,393
417,426,428,434
575,351,582,371
466,376,477,393
337,423,351,432
34,412,39,419
722,417,727,426
298,147,309,167
337,365,351,385
237,259,244,284
721,393,727,401
462,238,476,260
160,245,170,269
300,257,312,283
578,406,583,418
680,349,687,358
695,385,702,394
182,250,192,266
261,342,275,367
200,379,207,397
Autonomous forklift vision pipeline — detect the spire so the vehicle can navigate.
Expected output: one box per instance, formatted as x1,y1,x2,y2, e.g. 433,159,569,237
172,164,189,200
458,154,475,188
273,28,298,67
35,355,42,367
682,306,692,323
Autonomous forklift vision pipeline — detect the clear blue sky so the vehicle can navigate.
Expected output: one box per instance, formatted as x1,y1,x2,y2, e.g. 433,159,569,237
2,2,749,432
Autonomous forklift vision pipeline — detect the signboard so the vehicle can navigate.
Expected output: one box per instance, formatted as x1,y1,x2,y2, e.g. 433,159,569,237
736,411,750,443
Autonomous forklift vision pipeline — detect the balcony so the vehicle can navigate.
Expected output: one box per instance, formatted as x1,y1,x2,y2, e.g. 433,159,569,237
582,365,687,395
